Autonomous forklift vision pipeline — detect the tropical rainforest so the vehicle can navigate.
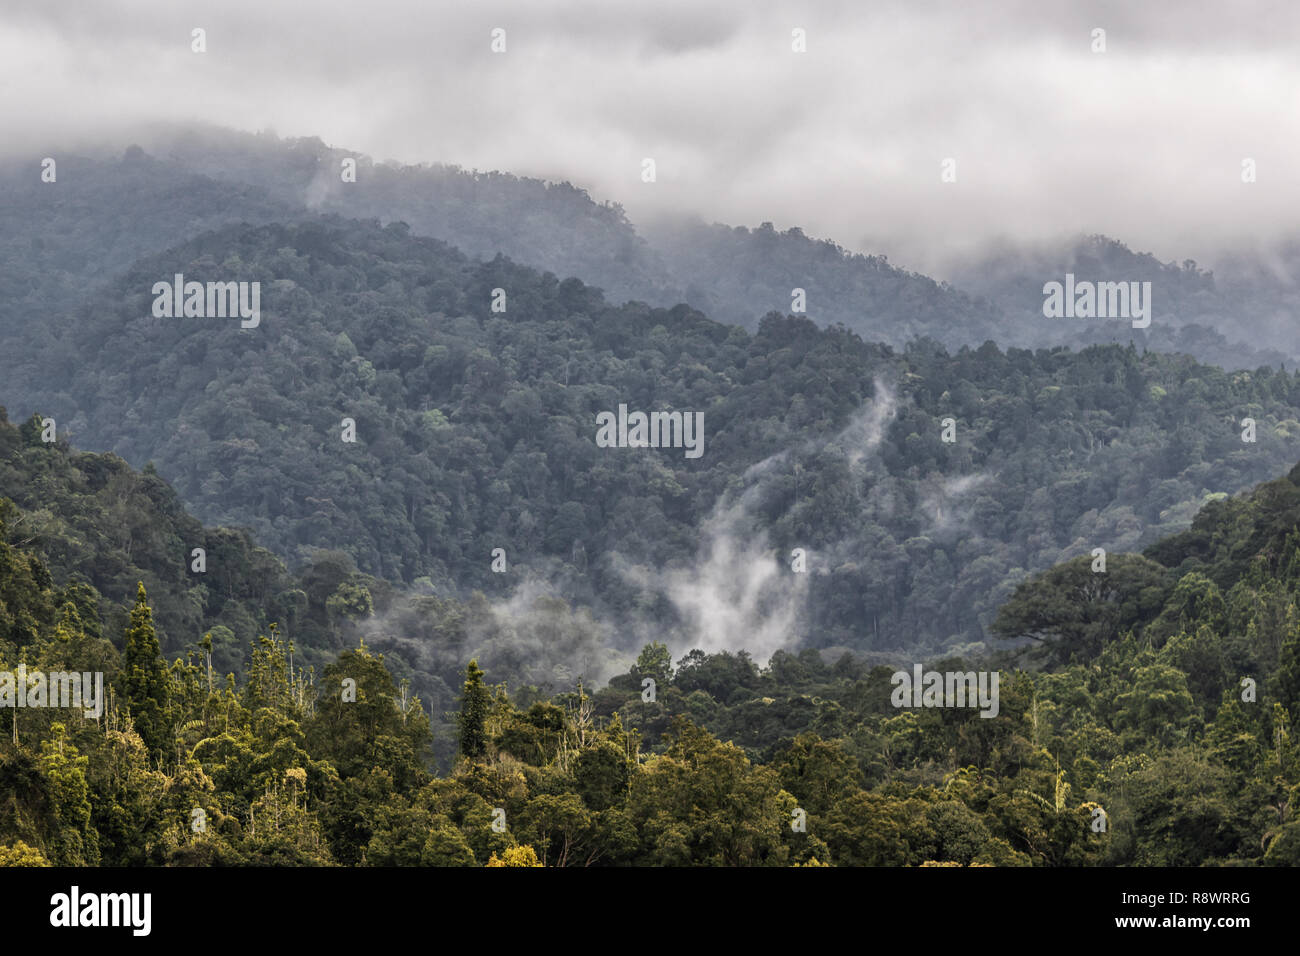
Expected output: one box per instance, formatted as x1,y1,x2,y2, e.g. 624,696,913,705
1,127,1298,866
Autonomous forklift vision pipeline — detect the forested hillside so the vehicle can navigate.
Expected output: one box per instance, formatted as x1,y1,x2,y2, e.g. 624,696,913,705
0,148,296,396
2,446,1299,866
0,410,626,758
643,217,1006,345
5,127,1299,870
949,234,1300,369
11,213,1300,666
7,0,1300,894
6,126,1296,377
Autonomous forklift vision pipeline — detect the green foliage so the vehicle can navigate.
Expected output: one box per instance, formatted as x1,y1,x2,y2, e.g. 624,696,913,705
0,194,1298,864
485,844,543,867
7,208,1300,676
0,840,49,866
993,554,1169,664
117,584,173,758
1,453,1299,867
635,642,673,686
1276,609,1300,723
457,660,490,760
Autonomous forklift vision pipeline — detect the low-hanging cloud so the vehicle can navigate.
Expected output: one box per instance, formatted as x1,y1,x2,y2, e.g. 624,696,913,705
4,0,1298,276
614,379,898,664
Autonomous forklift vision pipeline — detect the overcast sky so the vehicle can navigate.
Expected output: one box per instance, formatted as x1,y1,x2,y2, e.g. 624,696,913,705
4,0,1299,273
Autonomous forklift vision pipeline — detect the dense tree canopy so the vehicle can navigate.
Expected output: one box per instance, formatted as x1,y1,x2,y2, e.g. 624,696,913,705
7,216,1300,674
4,126,1300,868
1,447,1299,865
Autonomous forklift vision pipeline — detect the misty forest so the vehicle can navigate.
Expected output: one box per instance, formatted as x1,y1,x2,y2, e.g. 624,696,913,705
2,129,1300,867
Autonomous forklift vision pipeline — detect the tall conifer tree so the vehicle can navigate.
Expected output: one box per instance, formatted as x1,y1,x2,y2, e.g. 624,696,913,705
458,659,489,759
117,582,172,759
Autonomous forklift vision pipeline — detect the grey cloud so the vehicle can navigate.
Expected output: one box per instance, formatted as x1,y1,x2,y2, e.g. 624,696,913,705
3,0,1298,274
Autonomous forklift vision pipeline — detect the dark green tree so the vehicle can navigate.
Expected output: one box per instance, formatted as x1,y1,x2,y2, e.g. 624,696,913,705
115,582,173,759
993,554,1169,664
457,659,490,760
1276,604,1300,723
635,641,674,686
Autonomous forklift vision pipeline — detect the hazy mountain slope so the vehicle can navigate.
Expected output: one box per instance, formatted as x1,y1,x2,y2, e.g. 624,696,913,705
13,214,1300,662
0,149,299,394
641,217,1006,346
6,127,1295,375
133,124,677,307
152,127,1300,367
948,235,1299,369
140,128,1017,349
